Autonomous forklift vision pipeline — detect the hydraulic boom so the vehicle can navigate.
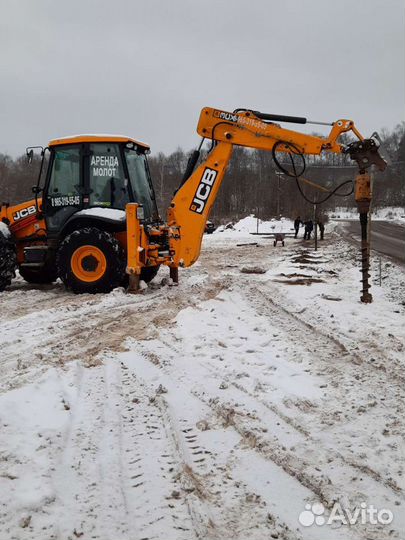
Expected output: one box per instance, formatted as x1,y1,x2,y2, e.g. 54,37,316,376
126,107,386,302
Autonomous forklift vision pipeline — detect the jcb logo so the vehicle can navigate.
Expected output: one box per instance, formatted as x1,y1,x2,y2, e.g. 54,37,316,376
13,205,36,222
190,168,218,214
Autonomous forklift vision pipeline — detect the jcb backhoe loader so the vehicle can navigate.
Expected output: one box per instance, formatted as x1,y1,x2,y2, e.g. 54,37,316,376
0,107,386,301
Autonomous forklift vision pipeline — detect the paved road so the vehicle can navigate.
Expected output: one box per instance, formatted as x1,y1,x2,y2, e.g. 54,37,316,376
339,220,405,263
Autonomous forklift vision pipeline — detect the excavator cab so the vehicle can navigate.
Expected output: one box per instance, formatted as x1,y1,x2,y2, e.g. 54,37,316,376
41,136,159,233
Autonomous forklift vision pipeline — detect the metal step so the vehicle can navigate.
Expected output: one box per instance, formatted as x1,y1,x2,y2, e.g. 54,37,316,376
20,262,45,268
24,245,50,264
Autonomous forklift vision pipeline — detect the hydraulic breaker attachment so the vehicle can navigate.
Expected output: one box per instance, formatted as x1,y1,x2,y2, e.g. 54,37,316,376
355,173,373,303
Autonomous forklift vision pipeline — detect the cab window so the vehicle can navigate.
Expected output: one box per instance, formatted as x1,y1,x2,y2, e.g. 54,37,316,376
89,143,129,210
48,146,81,202
46,146,81,230
124,148,158,220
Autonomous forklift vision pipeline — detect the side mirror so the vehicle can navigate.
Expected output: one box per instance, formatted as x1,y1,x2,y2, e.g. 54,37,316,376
25,145,44,164
32,185,43,194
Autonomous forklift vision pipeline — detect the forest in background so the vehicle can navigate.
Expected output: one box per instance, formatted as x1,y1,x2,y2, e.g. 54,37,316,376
1,123,404,223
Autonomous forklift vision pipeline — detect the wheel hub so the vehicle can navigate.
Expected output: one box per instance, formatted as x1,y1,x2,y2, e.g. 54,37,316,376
71,245,107,282
81,255,98,272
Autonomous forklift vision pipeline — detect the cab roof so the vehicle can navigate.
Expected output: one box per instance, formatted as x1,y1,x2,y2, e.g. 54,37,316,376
48,134,150,150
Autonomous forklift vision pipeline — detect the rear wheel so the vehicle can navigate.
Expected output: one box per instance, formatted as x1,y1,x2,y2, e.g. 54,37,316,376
0,229,16,292
57,227,125,294
19,265,58,284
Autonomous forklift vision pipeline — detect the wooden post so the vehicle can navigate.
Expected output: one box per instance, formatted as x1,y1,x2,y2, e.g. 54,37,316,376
313,202,318,251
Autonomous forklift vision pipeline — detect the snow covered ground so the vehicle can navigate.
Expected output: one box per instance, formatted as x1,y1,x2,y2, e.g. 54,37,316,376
330,206,405,224
0,219,404,540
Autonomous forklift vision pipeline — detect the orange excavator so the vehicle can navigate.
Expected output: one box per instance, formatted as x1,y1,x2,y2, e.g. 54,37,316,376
0,107,386,301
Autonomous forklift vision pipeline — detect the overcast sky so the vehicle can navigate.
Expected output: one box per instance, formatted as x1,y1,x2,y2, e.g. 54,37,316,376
0,0,404,157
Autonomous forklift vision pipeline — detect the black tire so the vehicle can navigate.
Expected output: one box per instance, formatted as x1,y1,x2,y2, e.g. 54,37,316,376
19,265,58,284
57,227,125,294
0,229,17,292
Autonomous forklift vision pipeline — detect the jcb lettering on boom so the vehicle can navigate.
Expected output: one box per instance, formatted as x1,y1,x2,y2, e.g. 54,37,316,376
12,205,36,221
189,167,218,214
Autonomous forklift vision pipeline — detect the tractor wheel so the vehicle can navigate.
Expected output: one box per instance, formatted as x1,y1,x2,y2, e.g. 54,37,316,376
57,227,125,294
0,228,17,292
19,265,58,284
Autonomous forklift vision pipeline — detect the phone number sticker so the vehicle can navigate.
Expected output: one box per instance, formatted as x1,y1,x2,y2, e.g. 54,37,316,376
50,195,80,207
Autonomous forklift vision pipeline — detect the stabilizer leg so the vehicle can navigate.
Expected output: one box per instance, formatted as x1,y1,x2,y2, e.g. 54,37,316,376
127,273,141,294
170,267,179,284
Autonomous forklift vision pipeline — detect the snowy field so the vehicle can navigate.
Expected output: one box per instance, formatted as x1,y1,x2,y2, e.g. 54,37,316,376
330,206,405,224
0,219,404,540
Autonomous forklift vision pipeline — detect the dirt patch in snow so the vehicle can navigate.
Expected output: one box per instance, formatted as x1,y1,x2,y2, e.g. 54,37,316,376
273,277,325,285
240,266,267,274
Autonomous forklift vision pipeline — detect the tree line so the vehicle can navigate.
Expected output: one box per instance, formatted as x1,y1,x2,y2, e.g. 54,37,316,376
1,123,404,223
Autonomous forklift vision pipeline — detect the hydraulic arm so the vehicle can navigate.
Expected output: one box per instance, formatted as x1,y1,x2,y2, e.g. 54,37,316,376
126,107,386,302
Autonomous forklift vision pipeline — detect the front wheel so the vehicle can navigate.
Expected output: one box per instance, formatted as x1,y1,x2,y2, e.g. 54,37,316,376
57,227,125,294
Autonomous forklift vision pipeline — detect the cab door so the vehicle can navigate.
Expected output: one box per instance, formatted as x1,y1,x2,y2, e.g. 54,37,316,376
43,145,84,233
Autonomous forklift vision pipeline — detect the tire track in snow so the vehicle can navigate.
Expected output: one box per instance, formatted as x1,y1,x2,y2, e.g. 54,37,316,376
244,279,405,495
0,277,224,394
121,352,290,540
124,285,403,539
52,362,129,539
137,335,402,521
50,359,198,539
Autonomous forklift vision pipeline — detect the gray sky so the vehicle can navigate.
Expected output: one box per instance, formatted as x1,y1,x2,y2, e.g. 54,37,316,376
1,0,404,157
